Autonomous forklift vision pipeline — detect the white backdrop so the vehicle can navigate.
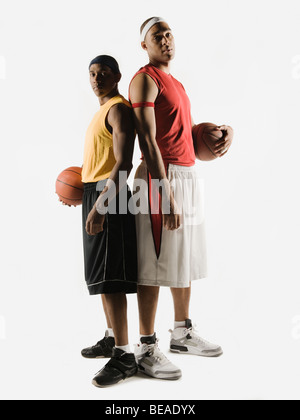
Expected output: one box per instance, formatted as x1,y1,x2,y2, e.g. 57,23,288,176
0,0,299,400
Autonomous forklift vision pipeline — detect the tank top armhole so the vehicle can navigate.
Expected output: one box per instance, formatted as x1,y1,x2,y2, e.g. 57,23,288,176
103,96,128,136
142,71,160,93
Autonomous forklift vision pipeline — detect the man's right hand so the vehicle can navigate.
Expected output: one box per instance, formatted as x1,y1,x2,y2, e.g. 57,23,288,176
162,200,182,231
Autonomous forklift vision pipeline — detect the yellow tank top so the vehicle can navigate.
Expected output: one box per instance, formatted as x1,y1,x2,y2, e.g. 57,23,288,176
82,95,131,183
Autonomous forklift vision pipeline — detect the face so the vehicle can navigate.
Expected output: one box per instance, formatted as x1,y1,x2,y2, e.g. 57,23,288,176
142,22,175,63
89,64,120,98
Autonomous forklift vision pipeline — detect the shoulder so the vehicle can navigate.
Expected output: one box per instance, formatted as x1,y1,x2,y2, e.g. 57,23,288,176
107,102,134,130
131,71,158,90
129,70,159,103
109,102,132,119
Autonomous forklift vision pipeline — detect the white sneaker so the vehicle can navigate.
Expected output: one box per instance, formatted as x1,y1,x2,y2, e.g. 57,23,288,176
169,319,223,357
134,334,182,380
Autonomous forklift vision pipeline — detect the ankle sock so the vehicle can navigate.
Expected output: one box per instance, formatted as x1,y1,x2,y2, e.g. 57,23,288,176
115,344,131,354
174,321,186,329
107,328,115,338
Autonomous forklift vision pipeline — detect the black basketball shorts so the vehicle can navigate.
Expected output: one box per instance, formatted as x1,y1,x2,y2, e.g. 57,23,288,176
82,182,138,295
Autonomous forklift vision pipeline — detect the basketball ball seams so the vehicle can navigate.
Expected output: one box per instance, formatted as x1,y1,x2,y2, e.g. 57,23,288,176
203,127,224,157
56,166,83,206
56,179,84,191
58,194,82,202
193,124,216,157
64,169,82,176
201,136,218,157
192,123,221,161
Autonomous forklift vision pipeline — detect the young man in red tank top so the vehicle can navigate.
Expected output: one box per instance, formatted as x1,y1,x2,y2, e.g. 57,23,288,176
130,17,234,380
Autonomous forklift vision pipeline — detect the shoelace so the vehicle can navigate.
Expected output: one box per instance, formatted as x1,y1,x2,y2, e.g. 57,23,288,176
169,325,209,345
187,326,210,345
146,340,168,363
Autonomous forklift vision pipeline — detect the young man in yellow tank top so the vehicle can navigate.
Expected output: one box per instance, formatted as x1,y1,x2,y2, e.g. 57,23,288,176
80,55,138,387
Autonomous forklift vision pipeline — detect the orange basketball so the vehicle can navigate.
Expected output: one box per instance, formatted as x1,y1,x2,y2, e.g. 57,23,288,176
192,123,223,161
56,166,83,206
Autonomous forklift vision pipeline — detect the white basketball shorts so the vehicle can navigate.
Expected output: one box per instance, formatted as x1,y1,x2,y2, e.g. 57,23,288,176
133,161,208,288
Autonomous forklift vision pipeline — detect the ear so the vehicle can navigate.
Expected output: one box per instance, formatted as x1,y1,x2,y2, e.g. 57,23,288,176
141,41,147,51
115,73,122,83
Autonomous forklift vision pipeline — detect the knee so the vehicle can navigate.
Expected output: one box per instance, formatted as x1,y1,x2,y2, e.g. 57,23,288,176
105,293,127,304
138,285,160,300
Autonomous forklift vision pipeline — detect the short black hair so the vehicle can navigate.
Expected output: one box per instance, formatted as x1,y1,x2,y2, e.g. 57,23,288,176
89,55,120,74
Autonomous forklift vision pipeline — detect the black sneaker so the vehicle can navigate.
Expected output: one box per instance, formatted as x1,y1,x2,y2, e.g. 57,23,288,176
92,348,138,387
81,331,115,359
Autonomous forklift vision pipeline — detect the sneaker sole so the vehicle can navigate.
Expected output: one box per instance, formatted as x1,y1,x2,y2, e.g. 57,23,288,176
92,371,138,388
170,348,223,358
138,366,182,381
92,377,125,388
81,355,110,360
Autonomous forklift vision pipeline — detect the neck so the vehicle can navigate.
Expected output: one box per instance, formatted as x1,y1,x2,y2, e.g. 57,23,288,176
149,58,171,74
99,87,119,106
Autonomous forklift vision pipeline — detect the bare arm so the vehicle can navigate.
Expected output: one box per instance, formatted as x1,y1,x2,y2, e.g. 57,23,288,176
86,103,135,235
107,103,135,191
130,73,181,230
130,73,166,181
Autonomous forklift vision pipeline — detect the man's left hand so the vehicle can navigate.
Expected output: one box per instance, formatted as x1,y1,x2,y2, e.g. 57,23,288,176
85,206,106,235
214,125,234,157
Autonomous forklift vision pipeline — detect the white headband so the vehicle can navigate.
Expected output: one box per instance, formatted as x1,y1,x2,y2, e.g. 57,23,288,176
140,17,166,42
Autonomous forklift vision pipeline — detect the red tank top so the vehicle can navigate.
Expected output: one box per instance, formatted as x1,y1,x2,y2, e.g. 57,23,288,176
130,64,195,167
